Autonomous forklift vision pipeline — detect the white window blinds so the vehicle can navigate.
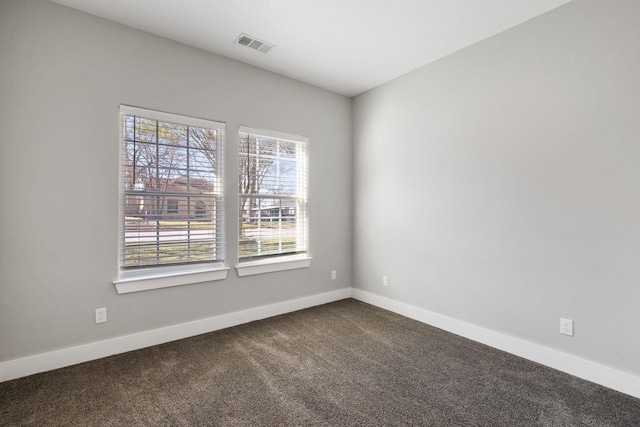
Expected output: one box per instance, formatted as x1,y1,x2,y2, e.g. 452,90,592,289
238,126,308,261
119,106,225,272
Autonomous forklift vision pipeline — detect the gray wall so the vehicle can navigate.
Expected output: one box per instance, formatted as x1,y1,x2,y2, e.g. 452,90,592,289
0,0,351,361
353,0,640,376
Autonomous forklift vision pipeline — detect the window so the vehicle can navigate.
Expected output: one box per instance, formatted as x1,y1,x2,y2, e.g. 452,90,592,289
238,126,310,275
115,106,227,293
195,200,206,218
166,198,179,215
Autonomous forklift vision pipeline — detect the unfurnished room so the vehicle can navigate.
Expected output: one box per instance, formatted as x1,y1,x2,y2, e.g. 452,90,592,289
1,0,639,425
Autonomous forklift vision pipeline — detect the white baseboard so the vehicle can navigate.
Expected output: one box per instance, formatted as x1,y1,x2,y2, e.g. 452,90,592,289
4,287,639,401
351,288,640,400
0,288,352,383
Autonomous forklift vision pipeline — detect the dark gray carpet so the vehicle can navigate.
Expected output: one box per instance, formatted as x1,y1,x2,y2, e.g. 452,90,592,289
1,299,639,426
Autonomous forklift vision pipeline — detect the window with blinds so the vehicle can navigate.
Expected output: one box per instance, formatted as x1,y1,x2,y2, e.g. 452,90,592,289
119,106,225,275
239,127,308,261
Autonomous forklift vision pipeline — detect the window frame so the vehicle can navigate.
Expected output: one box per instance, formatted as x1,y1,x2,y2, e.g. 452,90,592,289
236,126,311,276
114,105,228,294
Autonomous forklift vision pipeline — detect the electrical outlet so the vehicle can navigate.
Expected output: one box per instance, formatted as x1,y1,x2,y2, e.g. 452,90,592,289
95,307,107,324
560,318,573,336
331,270,337,280
383,275,389,287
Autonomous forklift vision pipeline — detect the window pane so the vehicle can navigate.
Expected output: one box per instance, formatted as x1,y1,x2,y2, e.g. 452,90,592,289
135,117,157,143
158,122,187,147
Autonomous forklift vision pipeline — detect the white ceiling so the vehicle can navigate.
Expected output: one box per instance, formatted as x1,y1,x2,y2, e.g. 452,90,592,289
50,0,573,97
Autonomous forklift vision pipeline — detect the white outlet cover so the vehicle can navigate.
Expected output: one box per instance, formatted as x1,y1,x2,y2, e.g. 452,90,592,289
96,307,107,324
560,318,573,336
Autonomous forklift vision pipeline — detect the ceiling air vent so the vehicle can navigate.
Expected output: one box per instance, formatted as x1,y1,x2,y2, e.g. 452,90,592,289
235,33,275,54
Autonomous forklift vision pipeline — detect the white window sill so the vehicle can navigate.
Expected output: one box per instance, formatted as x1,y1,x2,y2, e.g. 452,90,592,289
113,267,229,294
236,255,312,277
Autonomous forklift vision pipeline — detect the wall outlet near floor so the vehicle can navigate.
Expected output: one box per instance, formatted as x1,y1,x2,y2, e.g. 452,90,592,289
95,307,107,324
560,318,573,336
383,275,389,287
331,270,337,280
